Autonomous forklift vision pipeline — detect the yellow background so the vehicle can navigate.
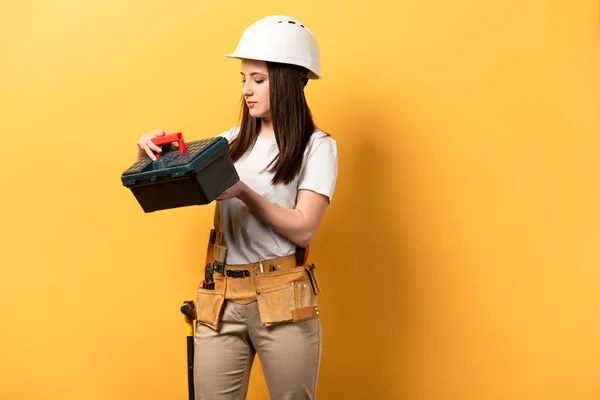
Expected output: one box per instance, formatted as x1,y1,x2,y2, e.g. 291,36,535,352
1,1,599,399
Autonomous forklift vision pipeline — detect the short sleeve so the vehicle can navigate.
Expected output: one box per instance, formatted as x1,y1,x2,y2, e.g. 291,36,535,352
297,133,338,202
217,126,240,143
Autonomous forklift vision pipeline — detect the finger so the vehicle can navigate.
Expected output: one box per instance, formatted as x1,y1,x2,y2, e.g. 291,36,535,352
153,129,167,137
146,140,162,153
144,146,157,161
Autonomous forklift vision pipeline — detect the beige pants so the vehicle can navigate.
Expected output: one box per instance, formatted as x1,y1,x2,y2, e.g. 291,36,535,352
193,300,322,399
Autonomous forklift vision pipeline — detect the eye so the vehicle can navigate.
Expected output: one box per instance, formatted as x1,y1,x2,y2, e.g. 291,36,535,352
255,80,264,84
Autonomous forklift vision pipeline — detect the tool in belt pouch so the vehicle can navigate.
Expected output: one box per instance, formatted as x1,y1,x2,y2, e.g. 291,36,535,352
195,229,227,330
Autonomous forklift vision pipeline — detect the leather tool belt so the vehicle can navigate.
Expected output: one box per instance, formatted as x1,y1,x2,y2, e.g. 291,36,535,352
196,229,322,330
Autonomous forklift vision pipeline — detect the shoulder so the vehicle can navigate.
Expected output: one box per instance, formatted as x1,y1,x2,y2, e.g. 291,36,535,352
309,128,335,144
304,129,337,157
217,126,241,143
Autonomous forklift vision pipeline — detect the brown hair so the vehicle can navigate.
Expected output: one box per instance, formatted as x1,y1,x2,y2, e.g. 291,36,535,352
228,61,318,185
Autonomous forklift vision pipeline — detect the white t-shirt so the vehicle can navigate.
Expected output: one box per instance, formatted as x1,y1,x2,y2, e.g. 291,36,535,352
214,126,338,265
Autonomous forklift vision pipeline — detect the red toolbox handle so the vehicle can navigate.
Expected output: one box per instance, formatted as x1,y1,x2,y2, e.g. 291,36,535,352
151,132,187,159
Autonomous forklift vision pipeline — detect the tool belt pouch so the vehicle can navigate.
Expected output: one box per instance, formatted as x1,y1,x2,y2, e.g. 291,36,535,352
255,264,322,326
196,274,226,330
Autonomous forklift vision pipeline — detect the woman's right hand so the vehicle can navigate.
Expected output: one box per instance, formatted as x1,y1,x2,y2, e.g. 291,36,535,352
136,129,175,161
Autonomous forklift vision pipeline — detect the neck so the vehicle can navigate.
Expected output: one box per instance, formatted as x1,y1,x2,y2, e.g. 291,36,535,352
259,116,275,138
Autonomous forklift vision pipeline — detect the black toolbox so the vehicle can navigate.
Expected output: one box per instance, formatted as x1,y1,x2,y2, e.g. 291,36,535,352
121,132,239,213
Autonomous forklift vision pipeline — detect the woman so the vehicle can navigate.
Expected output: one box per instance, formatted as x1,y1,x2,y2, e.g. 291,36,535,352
136,16,338,399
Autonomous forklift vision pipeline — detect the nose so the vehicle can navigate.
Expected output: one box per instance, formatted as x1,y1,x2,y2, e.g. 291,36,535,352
241,81,252,97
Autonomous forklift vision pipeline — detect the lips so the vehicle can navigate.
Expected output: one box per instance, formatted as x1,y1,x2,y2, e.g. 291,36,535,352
247,102,257,108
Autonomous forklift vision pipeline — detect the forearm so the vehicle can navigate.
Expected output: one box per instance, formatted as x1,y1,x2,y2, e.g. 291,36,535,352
238,186,313,247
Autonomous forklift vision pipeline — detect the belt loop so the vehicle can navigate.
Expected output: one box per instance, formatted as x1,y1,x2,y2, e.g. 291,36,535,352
226,269,250,278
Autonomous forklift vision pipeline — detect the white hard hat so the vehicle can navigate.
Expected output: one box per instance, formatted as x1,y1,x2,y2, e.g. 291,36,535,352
225,15,321,79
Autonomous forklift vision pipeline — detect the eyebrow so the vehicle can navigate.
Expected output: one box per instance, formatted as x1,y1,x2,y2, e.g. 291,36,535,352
240,72,266,77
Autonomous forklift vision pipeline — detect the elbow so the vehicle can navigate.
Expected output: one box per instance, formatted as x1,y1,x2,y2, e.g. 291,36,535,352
295,239,311,248
294,230,315,248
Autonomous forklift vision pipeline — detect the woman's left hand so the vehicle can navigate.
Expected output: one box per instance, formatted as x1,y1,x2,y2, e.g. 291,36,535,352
216,180,249,201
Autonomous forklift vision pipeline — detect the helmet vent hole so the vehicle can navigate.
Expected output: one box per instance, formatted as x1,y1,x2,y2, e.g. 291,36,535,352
278,21,282,23
288,21,296,24
300,24,305,28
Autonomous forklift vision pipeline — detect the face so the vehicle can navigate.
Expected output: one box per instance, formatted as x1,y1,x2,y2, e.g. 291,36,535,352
241,59,270,120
